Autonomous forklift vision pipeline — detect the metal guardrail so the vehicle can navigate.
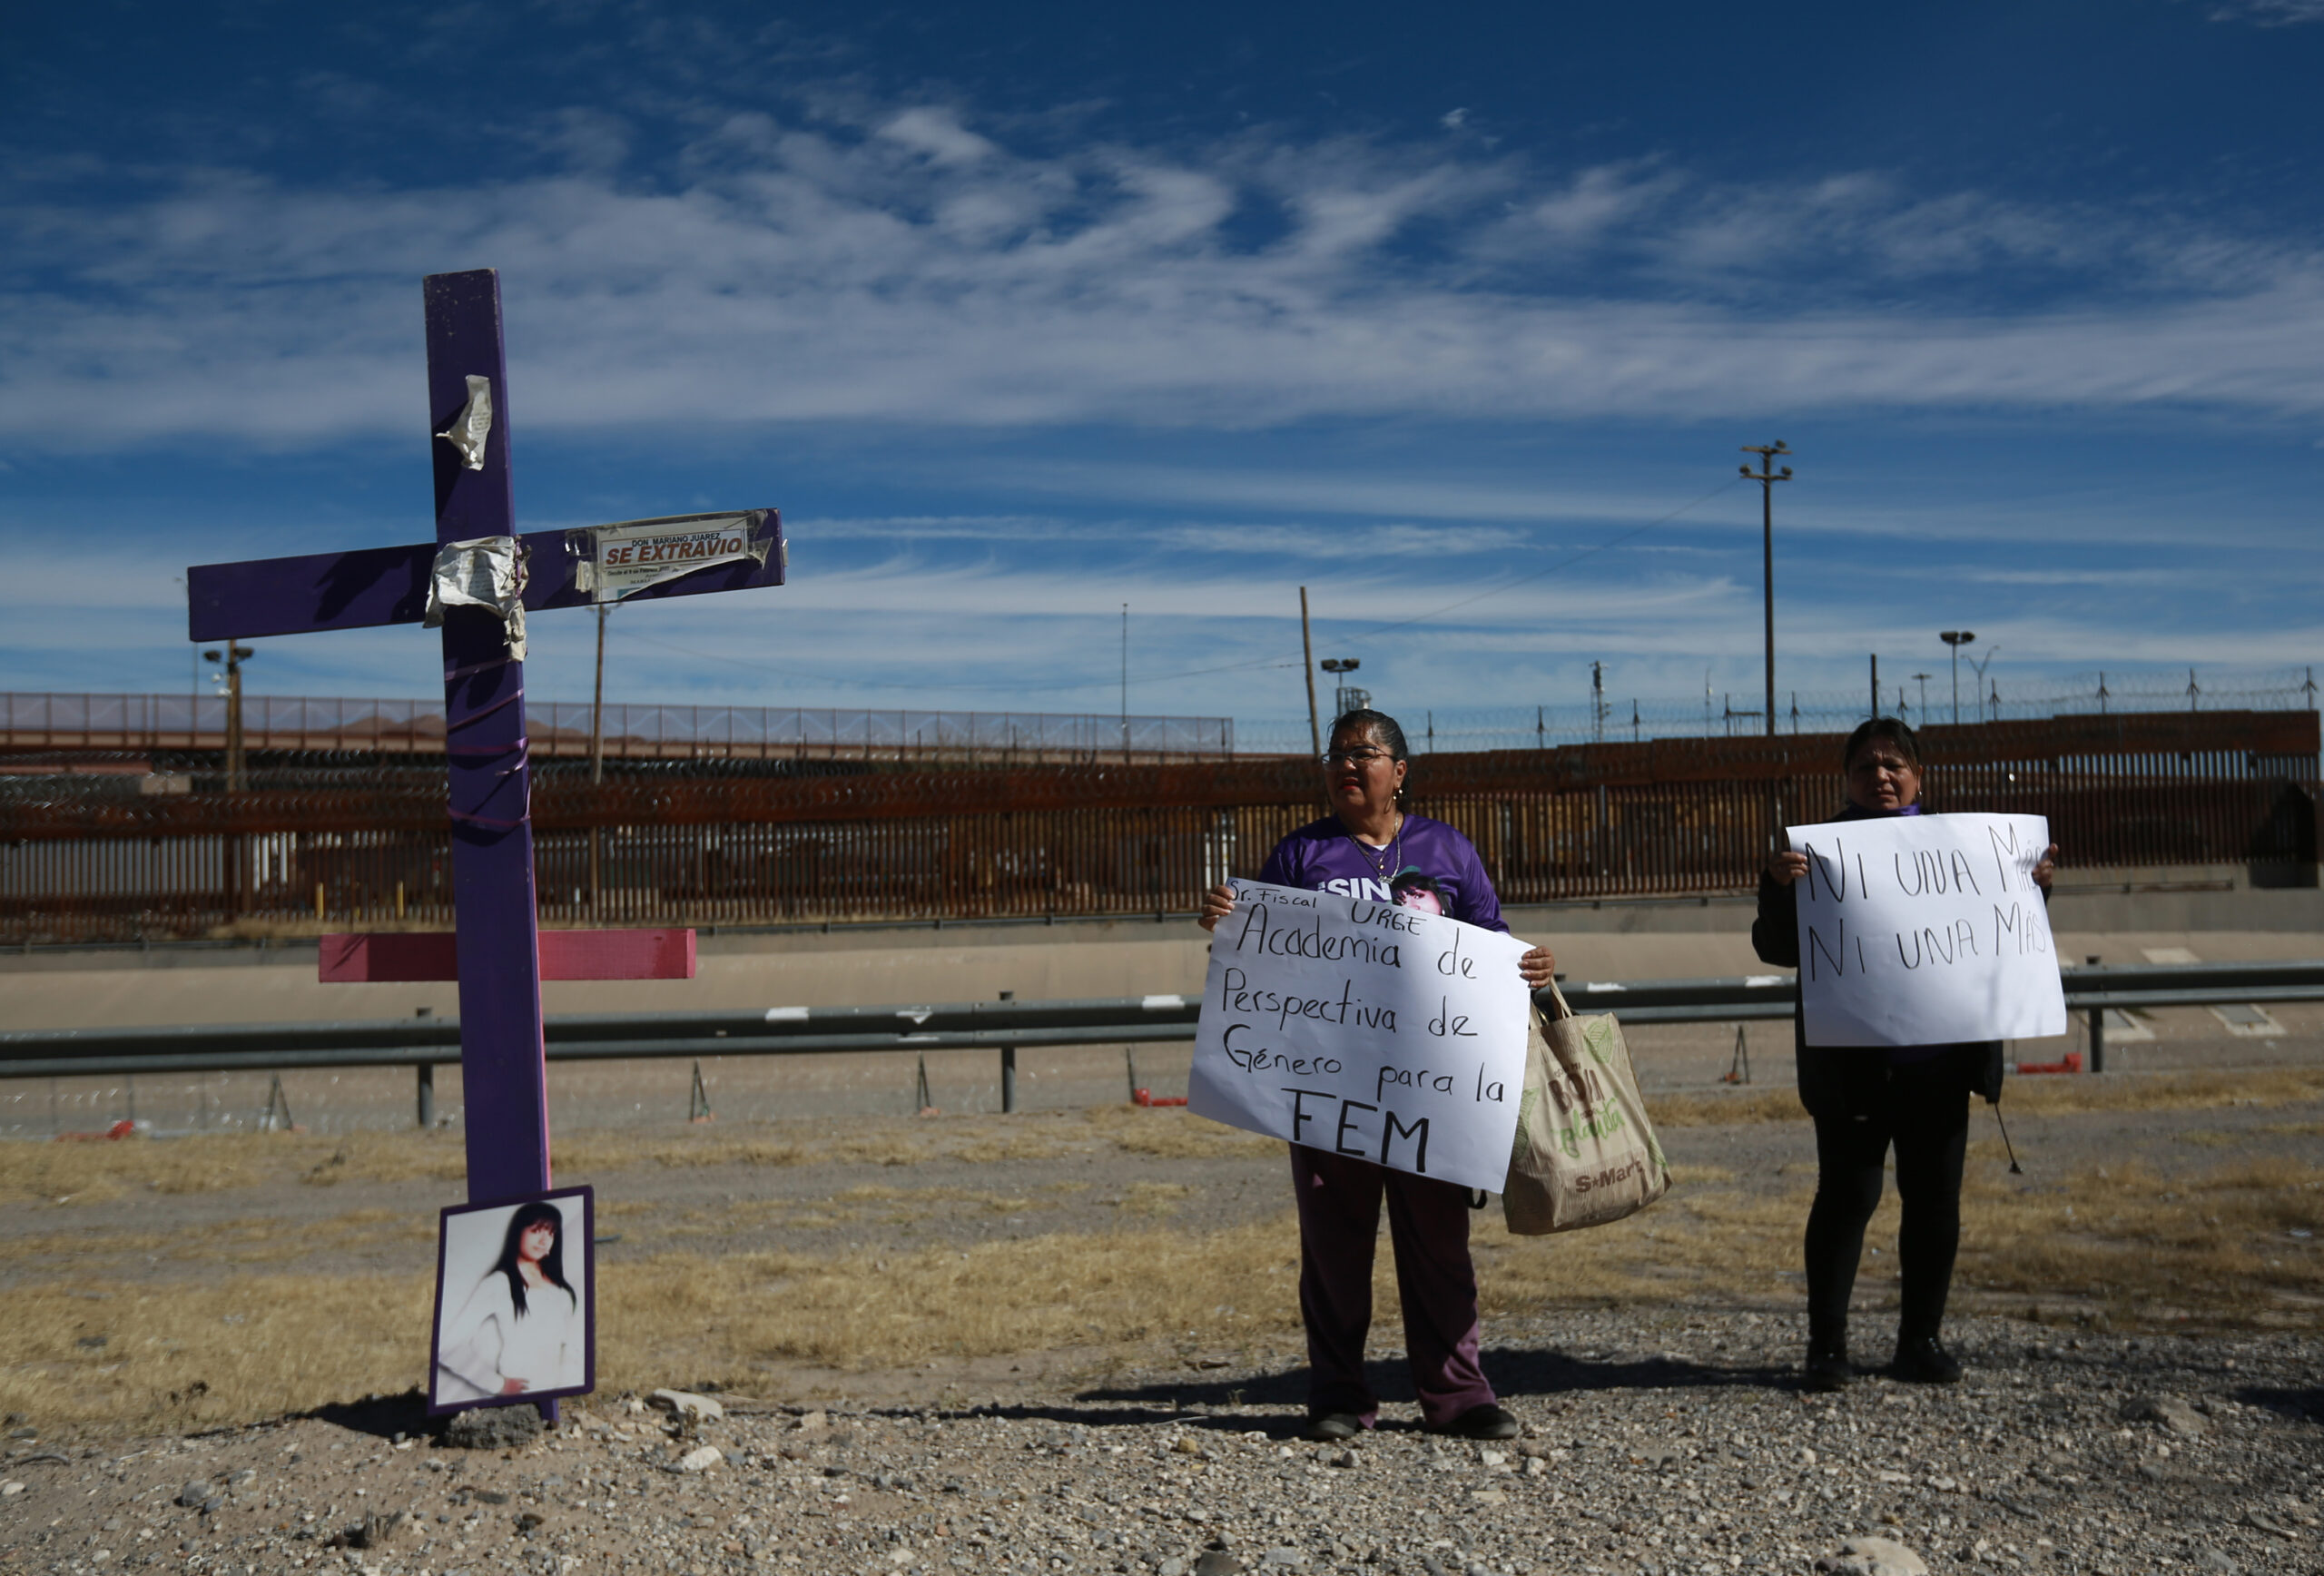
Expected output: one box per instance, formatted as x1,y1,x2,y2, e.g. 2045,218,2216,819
4,961,2320,1083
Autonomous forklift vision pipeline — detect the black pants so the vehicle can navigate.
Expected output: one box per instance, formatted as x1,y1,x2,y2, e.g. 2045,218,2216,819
1800,1046,1974,1353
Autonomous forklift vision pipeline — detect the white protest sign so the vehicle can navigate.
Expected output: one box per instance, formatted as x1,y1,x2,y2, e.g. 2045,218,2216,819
576,511,772,603
1787,812,2065,1048
1187,879,1532,1193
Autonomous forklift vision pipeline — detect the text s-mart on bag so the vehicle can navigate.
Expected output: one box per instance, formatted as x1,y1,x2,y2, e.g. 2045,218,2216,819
1502,979,1669,1235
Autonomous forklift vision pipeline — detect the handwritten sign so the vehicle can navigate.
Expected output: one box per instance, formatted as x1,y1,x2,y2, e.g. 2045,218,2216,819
576,512,772,603
1787,812,2065,1048
1187,879,1532,1193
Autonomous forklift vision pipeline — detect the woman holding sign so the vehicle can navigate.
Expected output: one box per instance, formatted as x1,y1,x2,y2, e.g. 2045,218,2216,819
1756,718,2056,1392
1200,709,1556,1443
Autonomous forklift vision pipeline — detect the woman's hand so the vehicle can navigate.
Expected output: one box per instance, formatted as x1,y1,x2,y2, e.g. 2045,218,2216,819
1198,883,1236,932
1765,851,1808,887
2033,843,2060,891
498,1377,530,1395
1517,945,1555,990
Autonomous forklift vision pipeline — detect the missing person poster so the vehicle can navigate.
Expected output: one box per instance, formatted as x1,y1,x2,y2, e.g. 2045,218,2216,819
1786,812,2066,1048
428,1187,596,1415
576,511,772,602
1188,880,1533,1193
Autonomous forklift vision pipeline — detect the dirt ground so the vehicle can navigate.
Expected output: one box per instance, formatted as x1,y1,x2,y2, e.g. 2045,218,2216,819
1,1056,2319,1575
2,910,2320,1575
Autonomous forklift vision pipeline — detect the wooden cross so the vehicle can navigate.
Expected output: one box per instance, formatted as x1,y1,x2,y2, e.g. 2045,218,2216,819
186,270,784,1206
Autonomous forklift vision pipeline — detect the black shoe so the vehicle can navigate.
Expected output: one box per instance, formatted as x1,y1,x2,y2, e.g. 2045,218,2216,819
1803,1349,1853,1393
1436,1404,1521,1441
1890,1335,1963,1384
1301,1413,1363,1442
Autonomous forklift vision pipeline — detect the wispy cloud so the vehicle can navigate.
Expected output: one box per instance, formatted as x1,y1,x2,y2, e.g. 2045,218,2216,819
2203,0,2324,24
1157,522,1527,557
5,104,2324,454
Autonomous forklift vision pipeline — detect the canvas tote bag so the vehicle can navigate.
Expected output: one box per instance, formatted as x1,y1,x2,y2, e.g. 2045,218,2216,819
1502,979,1669,1235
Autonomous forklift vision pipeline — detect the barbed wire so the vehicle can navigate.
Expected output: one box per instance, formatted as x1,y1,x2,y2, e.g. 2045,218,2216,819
1240,665,2322,754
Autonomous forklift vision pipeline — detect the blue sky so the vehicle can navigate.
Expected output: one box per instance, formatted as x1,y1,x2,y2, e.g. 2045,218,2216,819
5,0,2322,746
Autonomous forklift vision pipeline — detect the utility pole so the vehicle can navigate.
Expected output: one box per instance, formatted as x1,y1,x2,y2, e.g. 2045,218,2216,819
1739,442,1792,737
1299,587,1320,757
202,644,255,791
1590,661,1607,743
1940,631,1975,725
1120,603,1129,763
1869,654,1879,720
1912,673,1931,721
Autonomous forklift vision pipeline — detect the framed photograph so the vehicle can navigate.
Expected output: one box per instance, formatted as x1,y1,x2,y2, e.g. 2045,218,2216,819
428,1187,596,1416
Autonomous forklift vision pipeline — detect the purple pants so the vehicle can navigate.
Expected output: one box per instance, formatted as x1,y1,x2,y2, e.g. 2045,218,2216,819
1290,1144,1496,1429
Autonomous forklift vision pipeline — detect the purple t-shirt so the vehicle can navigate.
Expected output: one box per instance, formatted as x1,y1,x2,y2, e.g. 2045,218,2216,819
1256,813,1509,932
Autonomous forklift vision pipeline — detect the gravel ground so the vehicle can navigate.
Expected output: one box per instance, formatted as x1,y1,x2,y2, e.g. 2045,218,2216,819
5,1309,2319,1576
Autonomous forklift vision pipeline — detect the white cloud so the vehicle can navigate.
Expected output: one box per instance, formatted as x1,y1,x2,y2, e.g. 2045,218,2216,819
1157,521,1527,557
5,107,2324,455
2204,0,2324,23
877,106,1000,166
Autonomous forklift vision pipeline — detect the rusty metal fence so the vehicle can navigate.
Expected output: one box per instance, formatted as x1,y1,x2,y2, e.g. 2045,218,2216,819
0,691,1235,765
1,711,2312,943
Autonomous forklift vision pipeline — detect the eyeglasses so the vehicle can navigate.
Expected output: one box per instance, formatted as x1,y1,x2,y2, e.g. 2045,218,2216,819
1322,746,1394,766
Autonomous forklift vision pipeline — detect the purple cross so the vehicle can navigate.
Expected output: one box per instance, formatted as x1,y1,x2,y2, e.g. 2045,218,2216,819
186,270,785,1205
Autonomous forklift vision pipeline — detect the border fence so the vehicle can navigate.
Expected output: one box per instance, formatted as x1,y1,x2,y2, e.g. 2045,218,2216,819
0,709,2311,944
0,692,1236,767
1234,665,2324,756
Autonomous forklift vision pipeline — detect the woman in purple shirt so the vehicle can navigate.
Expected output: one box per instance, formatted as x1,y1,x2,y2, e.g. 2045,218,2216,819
1200,709,1556,1442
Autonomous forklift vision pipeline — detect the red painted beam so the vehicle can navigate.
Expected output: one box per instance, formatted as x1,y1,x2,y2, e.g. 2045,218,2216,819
319,929,696,983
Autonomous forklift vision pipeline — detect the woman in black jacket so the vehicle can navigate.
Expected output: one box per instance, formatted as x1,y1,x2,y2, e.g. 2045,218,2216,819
1754,718,2056,1391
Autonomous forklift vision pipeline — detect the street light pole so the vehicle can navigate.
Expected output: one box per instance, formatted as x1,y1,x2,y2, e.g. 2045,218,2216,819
1739,443,1793,737
202,643,255,792
1939,631,1976,726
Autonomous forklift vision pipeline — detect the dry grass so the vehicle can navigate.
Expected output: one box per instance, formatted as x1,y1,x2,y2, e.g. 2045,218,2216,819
1647,1088,1806,1128
5,1147,2317,1435
1648,1065,2324,1129
1087,1105,1278,1159
2003,1066,2324,1117
1952,1148,2324,1318
5,1073,2321,1435
0,1130,471,1206
0,1271,435,1434
0,1107,1279,1207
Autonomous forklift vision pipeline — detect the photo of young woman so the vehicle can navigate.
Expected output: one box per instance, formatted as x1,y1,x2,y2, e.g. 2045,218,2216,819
430,1191,592,1410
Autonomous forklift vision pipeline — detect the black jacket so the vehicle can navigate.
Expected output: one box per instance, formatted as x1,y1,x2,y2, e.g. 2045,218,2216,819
1753,806,2008,1110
